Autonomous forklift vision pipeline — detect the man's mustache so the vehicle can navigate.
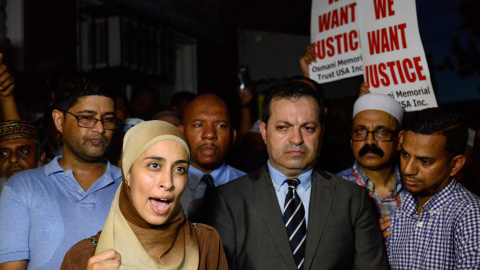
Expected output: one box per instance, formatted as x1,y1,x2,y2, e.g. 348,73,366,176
85,134,107,141
198,143,219,150
284,144,308,153
358,144,384,157
5,164,26,178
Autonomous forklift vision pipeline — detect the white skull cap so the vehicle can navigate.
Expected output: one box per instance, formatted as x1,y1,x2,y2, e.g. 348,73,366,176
353,93,404,123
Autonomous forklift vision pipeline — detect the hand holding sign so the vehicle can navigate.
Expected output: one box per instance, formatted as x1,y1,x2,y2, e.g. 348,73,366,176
299,44,318,77
310,0,438,112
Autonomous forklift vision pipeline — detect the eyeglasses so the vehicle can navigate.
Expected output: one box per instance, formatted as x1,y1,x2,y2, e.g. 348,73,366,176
64,111,118,130
351,128,397,142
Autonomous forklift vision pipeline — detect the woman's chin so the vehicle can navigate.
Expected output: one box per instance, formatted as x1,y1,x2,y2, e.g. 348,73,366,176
144,213,169,226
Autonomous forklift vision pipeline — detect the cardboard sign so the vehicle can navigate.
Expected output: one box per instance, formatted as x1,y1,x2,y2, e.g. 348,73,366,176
357,0,437,111
310,0,364,83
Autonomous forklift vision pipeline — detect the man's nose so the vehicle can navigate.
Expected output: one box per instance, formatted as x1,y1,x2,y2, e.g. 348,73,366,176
365,131,377,144
91,119,106,133
289,128,304,145
9,152,18,164
202,125,217,140
402,157,417,176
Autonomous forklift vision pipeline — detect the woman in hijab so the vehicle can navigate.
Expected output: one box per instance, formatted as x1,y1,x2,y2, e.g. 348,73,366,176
61,120,228,270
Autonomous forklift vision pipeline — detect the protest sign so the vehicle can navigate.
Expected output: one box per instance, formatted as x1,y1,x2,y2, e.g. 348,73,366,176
310,0,364,83
356,0,437,111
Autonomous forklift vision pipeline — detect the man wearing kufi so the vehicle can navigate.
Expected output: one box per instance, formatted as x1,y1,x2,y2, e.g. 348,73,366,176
0,120,45,190
338,93,408,235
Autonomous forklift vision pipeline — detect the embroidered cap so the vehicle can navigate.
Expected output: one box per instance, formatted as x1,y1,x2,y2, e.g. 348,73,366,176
0,120,39,143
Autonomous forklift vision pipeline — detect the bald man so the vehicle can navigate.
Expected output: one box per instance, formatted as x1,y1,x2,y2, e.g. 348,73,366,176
179,94,246,222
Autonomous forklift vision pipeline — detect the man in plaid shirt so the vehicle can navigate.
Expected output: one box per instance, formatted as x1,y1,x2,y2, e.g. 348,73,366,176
387,108,480,269
338,93,408,238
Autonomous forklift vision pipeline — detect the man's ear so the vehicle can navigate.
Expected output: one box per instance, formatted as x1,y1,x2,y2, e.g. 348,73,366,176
259,121,267,144
321,107,327,138
449,154,466,177
397,130,405,151
52,109,65,134
231,128,237,144
178,124,184,133
40,152,46,166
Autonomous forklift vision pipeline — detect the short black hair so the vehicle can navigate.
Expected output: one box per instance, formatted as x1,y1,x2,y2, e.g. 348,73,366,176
407,107,468,157
53,73,115,112
262,80,325,124
286,75,325,100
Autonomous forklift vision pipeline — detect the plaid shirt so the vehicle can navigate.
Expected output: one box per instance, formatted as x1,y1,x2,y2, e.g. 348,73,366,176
338,161,407,217
387,179,480,269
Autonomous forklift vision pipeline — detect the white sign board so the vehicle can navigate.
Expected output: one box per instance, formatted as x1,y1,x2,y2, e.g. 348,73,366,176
310,0,364,83
356,0,437,111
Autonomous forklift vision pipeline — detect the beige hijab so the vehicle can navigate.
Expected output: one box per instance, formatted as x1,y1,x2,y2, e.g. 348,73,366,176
95,120,199,269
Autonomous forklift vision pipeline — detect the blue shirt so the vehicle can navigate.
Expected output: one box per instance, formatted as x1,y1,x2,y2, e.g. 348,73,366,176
267,160,312,228
181,163,246,219
338,161,407,217
0,156,122,270
387,179,480,269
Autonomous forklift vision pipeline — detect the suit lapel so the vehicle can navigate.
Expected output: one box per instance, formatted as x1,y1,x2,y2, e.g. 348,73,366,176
247,165,298,269
303,169,336,270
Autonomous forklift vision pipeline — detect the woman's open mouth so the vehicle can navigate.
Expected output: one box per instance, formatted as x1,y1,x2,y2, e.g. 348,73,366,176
149,197,172,215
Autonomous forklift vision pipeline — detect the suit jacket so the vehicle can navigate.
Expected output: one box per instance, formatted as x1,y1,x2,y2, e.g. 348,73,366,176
205,165,388,270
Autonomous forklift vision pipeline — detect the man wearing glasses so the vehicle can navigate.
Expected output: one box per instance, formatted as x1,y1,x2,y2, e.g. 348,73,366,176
0,74,122,270
338,93,407,237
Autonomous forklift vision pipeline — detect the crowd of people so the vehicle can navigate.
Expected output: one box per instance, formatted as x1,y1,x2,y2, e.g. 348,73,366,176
0,45,478,270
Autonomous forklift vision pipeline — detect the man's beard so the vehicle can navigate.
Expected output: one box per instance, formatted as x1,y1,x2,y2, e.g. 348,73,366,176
194,158,224,172
64,134,111,162
406,176,449,199
193,143,225,171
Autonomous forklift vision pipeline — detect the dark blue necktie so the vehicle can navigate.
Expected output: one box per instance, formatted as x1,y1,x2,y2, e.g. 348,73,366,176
202,174,215,196
283,178,307,270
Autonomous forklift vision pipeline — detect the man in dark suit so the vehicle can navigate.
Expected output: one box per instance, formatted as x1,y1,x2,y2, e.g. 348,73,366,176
206,80,388,270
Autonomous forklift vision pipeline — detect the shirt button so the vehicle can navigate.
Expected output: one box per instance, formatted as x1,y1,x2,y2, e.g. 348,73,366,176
417,221,423,227
65,172,69,176
77,189,83,194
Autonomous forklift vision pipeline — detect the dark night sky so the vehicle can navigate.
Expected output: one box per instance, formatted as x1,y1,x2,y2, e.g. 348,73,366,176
416,0,480,104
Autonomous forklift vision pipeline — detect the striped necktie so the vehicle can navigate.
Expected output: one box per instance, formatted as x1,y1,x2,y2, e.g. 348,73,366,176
283,178,307,270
